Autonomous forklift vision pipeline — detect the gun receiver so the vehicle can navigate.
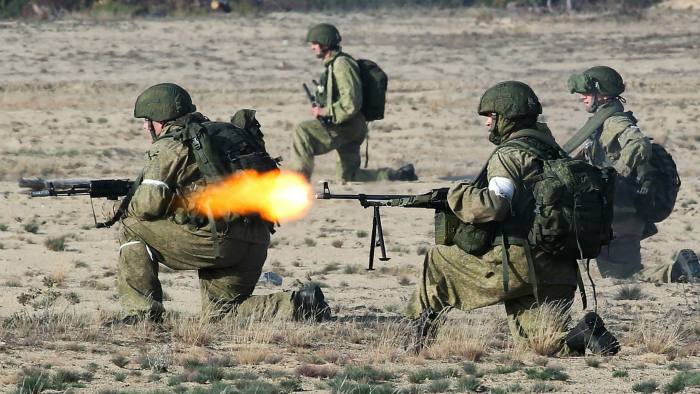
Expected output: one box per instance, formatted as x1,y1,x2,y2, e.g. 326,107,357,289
19,178,132,200
315,181,447,270
302,82,332,128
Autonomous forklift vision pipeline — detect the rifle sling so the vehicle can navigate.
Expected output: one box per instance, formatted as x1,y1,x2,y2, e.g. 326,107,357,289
562,100,625,154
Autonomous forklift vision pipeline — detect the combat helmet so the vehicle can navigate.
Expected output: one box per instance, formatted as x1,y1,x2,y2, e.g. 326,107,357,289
478,81,542,119
306,23,342,49
567,66,625,97
134,83,196,122
478,81,542,145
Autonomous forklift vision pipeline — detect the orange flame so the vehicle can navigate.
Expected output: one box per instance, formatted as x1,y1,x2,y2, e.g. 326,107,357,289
190,170,312,222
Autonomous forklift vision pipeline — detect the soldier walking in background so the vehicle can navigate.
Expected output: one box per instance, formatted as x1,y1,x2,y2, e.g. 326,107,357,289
114,83,330,324
289,23,417,182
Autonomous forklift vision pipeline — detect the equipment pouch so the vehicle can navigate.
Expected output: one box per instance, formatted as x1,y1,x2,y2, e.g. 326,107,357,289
452,221,496,256
435,210,495,256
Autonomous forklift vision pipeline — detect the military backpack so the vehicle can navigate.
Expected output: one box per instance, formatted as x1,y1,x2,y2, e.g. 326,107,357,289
332,54,388,121
171,110,279,183
633,141,681,223
504,137,616,260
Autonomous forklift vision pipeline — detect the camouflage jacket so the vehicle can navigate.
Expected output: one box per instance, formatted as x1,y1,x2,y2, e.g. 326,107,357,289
583,110,651,179
127,119,270,244
317,51,364,125
446,124,577,286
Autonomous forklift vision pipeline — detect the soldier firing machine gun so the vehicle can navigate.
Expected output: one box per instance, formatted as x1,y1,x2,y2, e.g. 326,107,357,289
315,181,449,270
19,177,135,228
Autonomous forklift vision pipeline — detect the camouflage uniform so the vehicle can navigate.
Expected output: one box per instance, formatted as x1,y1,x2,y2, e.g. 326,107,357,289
568,67,656,279
290,50,393,181
581,106,652,278
407,121,577,344
119,111,294,320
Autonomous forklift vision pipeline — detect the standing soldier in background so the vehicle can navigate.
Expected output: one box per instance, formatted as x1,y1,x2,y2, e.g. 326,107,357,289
289,23,417,182
406,81,619,356
567,66,698,282
115,83,330,325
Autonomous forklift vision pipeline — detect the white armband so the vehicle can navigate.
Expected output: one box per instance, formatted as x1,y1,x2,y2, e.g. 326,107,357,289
488,177,515,202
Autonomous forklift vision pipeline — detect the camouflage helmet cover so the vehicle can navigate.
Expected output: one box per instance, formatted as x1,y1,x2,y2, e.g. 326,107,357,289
567,66,625,97
306,23,341,48
134,83,196,122
478,81,542,119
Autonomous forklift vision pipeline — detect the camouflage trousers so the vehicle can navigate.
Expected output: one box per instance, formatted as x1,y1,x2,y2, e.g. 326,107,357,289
406,244,576,345
289,116,392,181
117,216,294,320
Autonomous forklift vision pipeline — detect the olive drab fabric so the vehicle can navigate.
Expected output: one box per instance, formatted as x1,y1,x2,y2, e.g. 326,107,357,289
306,23,342,48
134,83,197,122
501,134,616,260
567,66,625,97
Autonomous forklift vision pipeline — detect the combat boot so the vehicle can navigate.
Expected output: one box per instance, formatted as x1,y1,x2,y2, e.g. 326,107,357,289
565,312,620,356
388,164,418,181
292,285,332,322
670,249,700,283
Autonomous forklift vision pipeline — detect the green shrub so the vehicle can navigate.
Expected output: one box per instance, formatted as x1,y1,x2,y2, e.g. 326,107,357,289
524,367,569,381
632,379,659,393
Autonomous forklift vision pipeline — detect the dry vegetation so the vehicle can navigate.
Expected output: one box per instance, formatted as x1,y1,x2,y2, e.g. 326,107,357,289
1,4,699,393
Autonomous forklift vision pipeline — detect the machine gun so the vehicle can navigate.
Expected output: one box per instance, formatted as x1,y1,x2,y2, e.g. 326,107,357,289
19,178,132,199
303,82,332,128
19,177,137,228
315,181,448,270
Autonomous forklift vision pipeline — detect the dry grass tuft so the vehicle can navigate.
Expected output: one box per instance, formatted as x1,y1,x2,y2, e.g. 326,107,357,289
235,347,271,365
296,363,339,378
518,302,569,356
637,318,685,355
424,317,495,361
170,314,219,347
364,319,413,363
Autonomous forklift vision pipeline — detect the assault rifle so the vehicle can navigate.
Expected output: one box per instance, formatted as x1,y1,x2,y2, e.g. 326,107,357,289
19,177,136,228
315,181,448,270
302,82,332,128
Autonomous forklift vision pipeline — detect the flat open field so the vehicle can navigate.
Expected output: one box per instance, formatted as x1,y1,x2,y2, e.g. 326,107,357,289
0,7,699,393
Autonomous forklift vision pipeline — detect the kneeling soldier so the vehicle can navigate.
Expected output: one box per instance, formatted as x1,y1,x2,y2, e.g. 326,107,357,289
115,83,330,324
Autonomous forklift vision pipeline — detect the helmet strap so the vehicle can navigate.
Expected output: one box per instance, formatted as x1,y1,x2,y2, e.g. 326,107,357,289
147,120,157,143
488,114,502,145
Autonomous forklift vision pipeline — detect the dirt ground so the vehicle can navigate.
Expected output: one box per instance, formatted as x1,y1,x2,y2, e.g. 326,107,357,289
0,5,699,394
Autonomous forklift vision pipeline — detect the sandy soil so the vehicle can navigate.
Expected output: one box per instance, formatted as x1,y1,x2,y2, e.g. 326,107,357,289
0,7,698,393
